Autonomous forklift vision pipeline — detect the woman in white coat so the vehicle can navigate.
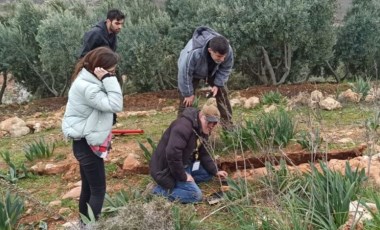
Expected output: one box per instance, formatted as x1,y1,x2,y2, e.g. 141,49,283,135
62,47,123,221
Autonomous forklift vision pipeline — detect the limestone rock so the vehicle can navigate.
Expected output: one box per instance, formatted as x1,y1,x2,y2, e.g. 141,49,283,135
319,97,342,110
62,186,81,200
244,97,260,109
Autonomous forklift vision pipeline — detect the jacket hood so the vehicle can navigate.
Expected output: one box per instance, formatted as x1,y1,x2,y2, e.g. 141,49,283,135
181,107,201,131
95,20,108,34
192,26,221,50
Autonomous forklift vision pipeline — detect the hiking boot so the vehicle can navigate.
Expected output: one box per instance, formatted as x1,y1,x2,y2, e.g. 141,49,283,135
142,181,156,197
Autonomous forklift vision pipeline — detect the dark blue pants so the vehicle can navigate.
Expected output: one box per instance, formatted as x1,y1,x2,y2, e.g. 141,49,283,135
73,139,106,220
152,163,213,203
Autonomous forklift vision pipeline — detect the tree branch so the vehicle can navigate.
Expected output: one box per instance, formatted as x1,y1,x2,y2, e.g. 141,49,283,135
261,47,276,85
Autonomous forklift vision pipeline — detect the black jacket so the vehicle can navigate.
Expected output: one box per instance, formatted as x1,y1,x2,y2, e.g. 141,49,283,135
149,107,218,190
79,21,117,58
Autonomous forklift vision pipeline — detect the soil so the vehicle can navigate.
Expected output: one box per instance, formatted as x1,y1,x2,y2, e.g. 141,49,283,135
0,83,348,120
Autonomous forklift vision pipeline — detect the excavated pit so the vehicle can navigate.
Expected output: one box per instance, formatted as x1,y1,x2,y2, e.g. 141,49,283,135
217,144,367,172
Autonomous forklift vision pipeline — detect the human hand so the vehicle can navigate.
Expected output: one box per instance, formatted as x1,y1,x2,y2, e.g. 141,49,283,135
216,170,228,179
94,67,109,80
186,173,194,182
211,86,219,97
183,95,195,107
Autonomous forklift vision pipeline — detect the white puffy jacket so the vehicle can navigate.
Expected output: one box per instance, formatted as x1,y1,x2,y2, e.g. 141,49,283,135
62,68,123,145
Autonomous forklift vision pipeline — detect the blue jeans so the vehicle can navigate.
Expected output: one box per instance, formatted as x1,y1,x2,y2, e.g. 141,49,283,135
152,163,213,203
73,138,106,220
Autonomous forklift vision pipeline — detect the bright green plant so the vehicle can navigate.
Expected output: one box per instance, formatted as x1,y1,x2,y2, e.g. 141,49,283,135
80,204,96,225
260,160,302,195
137,137,157,163
293,161,366,229
222,109,296,151
261,91,286,106
224,178,250,203
0,151,28,183
366,110,380,132
353,76,371,99
102,189,142,214
362,194,380,229
24,138,56,161
192,95,200,109
172,205,199,230
0,191,24,230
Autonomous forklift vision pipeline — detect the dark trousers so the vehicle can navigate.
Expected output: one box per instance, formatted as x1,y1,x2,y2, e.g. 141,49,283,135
73,139,106,220
178,77,233,128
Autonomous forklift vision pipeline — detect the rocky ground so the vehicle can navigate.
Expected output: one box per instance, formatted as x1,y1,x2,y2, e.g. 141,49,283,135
2,81,379,229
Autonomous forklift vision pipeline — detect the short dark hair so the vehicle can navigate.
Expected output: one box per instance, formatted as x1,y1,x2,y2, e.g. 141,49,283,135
107,9,125,21
208,36,229,55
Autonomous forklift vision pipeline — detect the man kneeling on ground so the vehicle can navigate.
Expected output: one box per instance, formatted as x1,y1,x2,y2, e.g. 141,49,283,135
149,105,228,203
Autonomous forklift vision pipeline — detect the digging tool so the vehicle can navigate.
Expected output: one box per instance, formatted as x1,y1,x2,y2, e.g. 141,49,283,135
112,129,144,135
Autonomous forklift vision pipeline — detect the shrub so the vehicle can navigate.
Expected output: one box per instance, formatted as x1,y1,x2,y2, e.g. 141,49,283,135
292,161,367,228
261,91,287,106
352,76,371,99
222,109,296,151
24,138,56,161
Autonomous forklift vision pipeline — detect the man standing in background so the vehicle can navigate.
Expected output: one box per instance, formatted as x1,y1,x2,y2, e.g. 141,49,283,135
79,9,125,58
79,9,125,124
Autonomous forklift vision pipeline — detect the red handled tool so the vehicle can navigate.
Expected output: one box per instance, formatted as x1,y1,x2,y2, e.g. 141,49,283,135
112,129,144,135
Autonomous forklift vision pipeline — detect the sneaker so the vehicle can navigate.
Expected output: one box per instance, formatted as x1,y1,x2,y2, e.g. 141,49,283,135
142,181,156,197
207,191,225,205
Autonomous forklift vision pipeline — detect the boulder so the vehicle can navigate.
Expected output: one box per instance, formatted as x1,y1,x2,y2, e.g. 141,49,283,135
319,97,342,110
0,117,30,137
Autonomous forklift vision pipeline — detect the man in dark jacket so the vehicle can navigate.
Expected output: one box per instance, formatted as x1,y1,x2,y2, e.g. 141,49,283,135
177,26,234,130
79,9,125,58
149,105,228,203
78,9,125,124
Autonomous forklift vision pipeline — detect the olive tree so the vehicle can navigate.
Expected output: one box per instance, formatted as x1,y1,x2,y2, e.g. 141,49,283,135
36,11,86,96
334,0,380,78
95,0,181,93
166,0,336,86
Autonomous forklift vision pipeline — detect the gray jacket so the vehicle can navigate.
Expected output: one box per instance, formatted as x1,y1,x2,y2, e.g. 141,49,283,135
62,68,123,145
177,26,234,97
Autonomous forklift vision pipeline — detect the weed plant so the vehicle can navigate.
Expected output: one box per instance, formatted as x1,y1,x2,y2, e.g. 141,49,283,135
260,160,303,195
353,76,371,99
261,91,287,106
24,138,56,161
95,198,188,229
102,189,143,214
137,137,157,163
296,128,323,151
292,161,366,229
363,194,380,229
0,191,24,230
0,151,28,183
222,109,296,151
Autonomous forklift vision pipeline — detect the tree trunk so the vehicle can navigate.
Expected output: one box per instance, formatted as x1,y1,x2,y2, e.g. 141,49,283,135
276,43,292,85
261,47,276,85
0,70,7,105
325,61,340,83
